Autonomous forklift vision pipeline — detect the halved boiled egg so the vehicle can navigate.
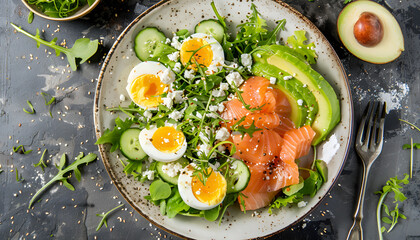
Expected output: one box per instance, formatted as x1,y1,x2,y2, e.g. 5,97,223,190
178,164,227,210
126,61,175,109
139,124,187,162
180,33,224,74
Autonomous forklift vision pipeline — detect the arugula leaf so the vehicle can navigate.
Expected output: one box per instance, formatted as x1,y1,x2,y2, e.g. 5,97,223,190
28,152,97,208
268,194,302,214
232,121,262,139
96,204,124,231
11,23,99,71
95,117,134,152
166,189,190,218
376,174,409,240
23,100,35,114
287,30,317,64
34,149,48,172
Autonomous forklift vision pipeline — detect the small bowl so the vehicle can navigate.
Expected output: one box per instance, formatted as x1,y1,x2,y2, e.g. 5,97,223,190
21,0,101,21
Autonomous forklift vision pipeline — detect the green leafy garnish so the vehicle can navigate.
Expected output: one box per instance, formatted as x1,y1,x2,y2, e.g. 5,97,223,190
27,0,91,18
41,92,56,118
28,11,34,24
344,0,353,4
34,149,48,172
287,30,317,64
95,117,134,152
149,180,171,201
96,204,124,231
402,142,420,149
13,145,33,154
231,119,262,139
15,168,24,182
23,100,35,114
28,152,97,208
375,174,409,240
11,23,98,71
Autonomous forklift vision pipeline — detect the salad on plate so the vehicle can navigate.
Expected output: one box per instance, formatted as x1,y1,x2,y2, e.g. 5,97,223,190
96,2,340,223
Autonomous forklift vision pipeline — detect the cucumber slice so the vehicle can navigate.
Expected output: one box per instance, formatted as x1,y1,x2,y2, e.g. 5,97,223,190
194,19,224,43
119,129,146,160
134,27,166,61
282,177,304,196
226,160,250,193
156,158,189,185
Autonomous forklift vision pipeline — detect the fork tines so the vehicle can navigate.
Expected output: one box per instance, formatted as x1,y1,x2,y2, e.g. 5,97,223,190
356,101,387,150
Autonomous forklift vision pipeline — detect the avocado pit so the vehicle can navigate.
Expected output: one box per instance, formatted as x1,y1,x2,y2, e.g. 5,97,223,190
353,12,383,47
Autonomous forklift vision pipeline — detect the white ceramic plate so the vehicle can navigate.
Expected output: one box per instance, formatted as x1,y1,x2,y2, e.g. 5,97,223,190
94,0,353,239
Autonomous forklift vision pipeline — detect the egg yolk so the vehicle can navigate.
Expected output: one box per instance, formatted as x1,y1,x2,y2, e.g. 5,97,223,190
128,74,167,108
180,38,213,68
151,126,185,153
192,168,227,205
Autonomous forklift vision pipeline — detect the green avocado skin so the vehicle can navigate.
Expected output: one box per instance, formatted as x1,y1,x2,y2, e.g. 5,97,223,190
252,45,341,146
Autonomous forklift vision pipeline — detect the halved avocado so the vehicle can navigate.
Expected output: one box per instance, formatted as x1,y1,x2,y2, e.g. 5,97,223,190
265,51,340,146
337,0,404,64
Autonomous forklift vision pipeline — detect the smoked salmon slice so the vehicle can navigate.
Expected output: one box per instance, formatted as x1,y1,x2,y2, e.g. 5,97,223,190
240,189,280,211
280,125,316,164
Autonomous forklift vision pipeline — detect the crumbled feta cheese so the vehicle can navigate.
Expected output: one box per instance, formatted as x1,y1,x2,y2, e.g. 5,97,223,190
161,162,183,177
217,144,226,152
283,75,293,81
171,35,182,50
226,72,244,87
119,94,126,101
297,99,303,106
143,111,152,120
302,84,307,88
142,170,155,180
209,105,218,112
269,77,277,85
162,97,173,108
205,63,220,75
167,51,180,62
206,112,219,118
218,102,225,112
196,112,203,119
165,38,171,44
297,201,307,208
167,90,184,103
212,89,226,97
219,82,229,91
184,69,195,80
168,110,183,121
241,53,252,67
173,62,182,73
215,127,229,141
256,53,262,58
158,68,174,84
225,61,239,72
197,142,216,158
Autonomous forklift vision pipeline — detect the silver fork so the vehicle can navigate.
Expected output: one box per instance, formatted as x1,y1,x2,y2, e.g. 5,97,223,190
346,101,387,240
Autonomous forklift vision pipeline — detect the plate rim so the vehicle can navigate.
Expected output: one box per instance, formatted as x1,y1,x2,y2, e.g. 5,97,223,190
93,0,354,239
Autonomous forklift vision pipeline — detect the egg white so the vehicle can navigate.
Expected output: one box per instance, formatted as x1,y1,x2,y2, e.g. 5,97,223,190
126,61,175,86
178,164,226,210
139,125,187,162
181,33,224,74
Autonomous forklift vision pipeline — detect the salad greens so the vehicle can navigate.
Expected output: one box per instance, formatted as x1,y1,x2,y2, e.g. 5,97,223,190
26,0,95,18
29,152,97,208
375,174,408,240
11,23,98,71
96,204,124,231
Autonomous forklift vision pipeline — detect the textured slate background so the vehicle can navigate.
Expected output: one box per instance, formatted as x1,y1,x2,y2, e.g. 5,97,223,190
1,0,419,239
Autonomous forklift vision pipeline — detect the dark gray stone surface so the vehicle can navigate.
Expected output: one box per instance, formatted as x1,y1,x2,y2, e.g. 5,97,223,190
1,0,419,239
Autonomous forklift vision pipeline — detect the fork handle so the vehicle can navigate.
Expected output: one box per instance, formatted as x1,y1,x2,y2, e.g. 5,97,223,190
346,162,370,240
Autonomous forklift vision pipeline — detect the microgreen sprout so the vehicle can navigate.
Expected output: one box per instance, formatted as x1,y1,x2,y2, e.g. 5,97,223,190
40,92,56,118
15,168,24,182
13,145,33,154
96,204,124,231
34,149,48,172
23,100,35,114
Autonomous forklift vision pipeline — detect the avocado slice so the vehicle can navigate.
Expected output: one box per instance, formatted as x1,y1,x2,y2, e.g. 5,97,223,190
264,51,340,145
251,62,318,127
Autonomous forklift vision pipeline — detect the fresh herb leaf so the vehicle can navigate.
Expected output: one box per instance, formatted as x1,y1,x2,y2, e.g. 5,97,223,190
287,30,317,64
13,145,33,154
268,194,301,214
23,100,35,114
376,174,409,240
15,168,24,182
11,23,99,71
344,0,353,4
96,204,124,231
28,11,34,24
232,121,262,139
402,142,420,149
40,92,56,118
34,149,48,172
149,180,171,201
95,117,134,152
27,0,89,18
88,0,96,6
166,189,190,218
203,205,220,221
28,152,97,208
